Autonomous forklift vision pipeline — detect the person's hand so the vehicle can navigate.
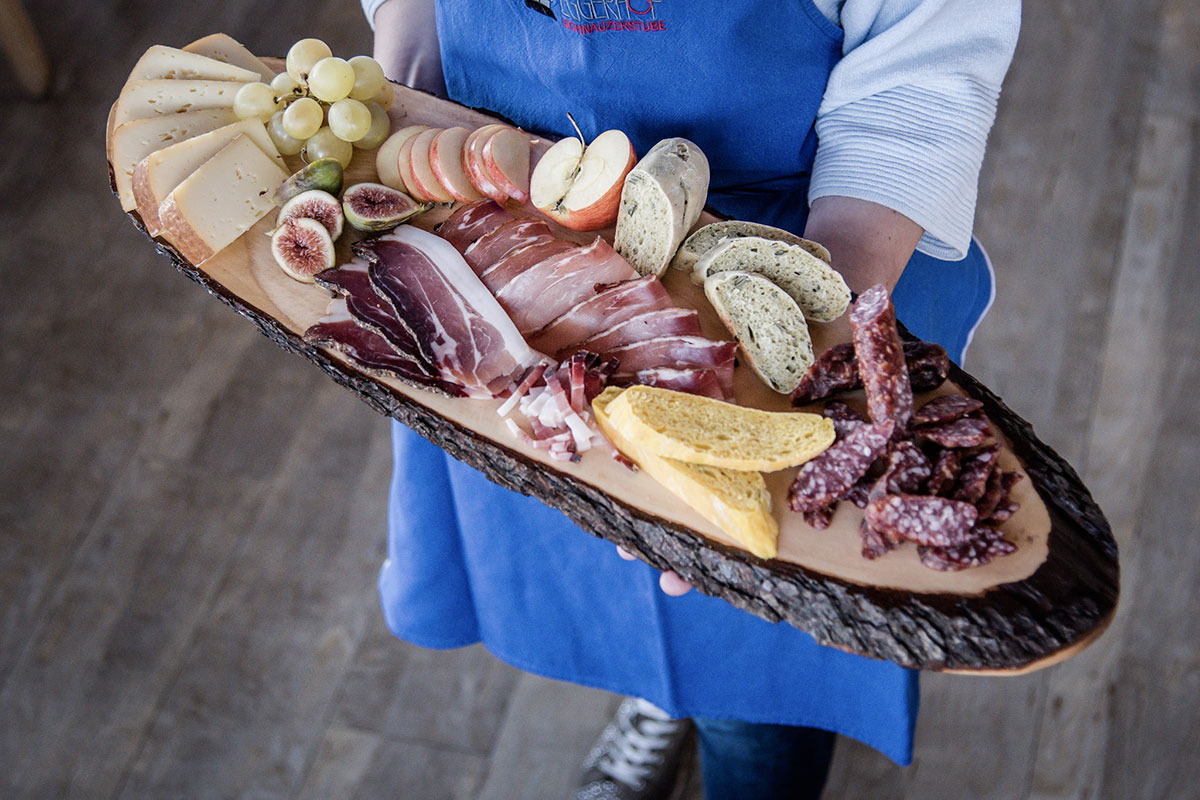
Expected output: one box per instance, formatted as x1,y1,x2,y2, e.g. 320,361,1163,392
616,546,693,596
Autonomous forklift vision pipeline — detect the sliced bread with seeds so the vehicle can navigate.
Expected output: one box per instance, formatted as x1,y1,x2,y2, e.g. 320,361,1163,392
694,236,850,322
671,219,832,274
705,270,815,394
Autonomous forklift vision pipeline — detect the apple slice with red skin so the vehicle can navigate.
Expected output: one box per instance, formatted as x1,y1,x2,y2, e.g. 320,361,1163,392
530,129,637,231
408,128,455,204
429,127,482,203
463,124,510,204
376,125,429,193
397,130,431,202
481,127,531,204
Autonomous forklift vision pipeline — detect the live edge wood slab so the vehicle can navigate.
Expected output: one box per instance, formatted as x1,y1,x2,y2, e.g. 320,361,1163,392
109,70,1118,674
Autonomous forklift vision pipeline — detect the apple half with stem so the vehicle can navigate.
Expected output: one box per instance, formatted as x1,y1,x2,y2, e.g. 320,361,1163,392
531,129,636,231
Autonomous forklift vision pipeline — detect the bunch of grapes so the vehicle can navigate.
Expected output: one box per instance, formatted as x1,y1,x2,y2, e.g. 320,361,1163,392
233,38,394,167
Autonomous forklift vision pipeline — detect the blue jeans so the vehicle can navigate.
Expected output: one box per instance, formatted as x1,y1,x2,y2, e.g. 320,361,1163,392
692,718,836,800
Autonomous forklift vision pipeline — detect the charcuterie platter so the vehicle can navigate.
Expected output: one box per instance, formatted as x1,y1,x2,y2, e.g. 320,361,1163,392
108,37,1118,672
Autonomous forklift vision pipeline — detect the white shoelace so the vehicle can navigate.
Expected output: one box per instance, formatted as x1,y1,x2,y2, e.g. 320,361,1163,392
596,700,683,788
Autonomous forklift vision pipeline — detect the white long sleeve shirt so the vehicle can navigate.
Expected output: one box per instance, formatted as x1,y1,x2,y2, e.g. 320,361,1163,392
362,0,1019,260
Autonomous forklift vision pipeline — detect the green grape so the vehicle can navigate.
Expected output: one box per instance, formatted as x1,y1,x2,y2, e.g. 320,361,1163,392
354,102,391,150
373,80,394,111
285,38,332,84
233,82,279,121
270,72,302,101
268,111,305,156
304,126,354,168
327,98,371,143
282,97,324,141
307,57,355,103
347,55,386,101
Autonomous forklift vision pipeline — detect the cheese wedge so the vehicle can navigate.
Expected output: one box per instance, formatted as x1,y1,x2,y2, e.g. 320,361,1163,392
112,107,240,210
158,134,288,264
183,33,274,82
593,388,779,559
133,120,283,236
128,45,262,83
112,80,247,129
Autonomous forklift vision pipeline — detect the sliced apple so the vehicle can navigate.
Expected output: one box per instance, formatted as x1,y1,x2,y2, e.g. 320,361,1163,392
530,129,636,231
376,125,429,193
429,127,482,203
396,131,429,202
463,124,509,204
481,127,531,204
409,128,455,204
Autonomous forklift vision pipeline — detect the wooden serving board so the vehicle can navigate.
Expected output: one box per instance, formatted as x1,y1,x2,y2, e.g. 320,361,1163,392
110,68,1118,673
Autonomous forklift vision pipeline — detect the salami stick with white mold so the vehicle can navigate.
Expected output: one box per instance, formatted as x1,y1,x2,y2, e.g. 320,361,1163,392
848,285,913,434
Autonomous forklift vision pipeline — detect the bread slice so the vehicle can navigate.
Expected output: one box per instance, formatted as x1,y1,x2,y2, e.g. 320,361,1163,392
603,385,834,471
705,271,815,394
694,236,850,322
593,388,778,559
671,220,832,274
614,138,709,278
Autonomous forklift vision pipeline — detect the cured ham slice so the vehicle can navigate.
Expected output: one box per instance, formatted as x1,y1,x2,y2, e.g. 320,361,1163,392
462,217,554,273
633,367,724,400
565,308,703,357
304,299,465,397
606,335,738,398
313,258,437,377
496,238,640,334
479,239,576,294
356,225,547,397
436,199,513,253
527,278,674,356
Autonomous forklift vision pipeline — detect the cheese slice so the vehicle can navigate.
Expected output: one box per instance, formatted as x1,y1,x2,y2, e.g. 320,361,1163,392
183,33,274,82
133,120,284,236
112,107,240,210
128,45,262,83
113,80,247,129
158,134,289,264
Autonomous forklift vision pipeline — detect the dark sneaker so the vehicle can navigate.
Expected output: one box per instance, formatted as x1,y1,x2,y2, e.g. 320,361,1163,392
575,698,694,800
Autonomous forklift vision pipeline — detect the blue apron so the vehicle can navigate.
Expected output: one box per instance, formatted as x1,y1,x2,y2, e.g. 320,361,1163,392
379,0,995,765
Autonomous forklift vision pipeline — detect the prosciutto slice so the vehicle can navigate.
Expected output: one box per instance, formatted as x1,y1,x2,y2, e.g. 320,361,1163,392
462,217,554,273
303,299,465,396
526,278,674,356
565,308,703,357
606,335,738,398
632,367,724,400
436,199,513,253
496,238,640,333
356,225,547,397
479,239,576,294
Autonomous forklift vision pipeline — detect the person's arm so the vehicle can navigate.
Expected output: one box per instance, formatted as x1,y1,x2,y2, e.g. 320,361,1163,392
365,0,445,96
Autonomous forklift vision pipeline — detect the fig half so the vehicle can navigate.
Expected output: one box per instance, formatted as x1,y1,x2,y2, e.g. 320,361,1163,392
277,189,344,240
271,217,335,283
342,182,430,232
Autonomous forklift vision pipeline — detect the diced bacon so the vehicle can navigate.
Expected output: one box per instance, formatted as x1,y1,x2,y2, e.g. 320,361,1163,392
526,278,674,355
436,199,513,253
462,217,554,273
478,239,576,294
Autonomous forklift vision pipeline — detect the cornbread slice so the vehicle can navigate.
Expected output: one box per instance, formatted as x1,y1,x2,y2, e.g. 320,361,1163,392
604,385,834,471
672,220,832,274
694,236,851,322
593,388,778,559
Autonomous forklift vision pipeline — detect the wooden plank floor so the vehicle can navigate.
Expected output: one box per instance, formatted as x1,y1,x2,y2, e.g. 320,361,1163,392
1,0,1196,797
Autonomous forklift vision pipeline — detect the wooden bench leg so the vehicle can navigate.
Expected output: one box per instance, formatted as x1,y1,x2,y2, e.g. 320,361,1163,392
0,0,50,98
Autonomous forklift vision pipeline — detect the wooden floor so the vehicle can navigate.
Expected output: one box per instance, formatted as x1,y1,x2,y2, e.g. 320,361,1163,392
1,0,1197,797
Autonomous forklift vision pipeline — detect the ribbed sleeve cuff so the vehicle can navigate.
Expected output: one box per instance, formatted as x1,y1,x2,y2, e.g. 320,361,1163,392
362,0,388,29
810,81,999,262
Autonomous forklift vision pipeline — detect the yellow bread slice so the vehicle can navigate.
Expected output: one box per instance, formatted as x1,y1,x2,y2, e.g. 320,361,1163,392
183,33,275,82
112,79,248,129
603,384,834,471
129,45,262,82
593,388,778,559
133,120,283,236
158,134,288,264
111,107,240,211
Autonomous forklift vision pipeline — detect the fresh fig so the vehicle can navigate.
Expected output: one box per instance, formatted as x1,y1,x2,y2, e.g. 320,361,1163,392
342,182,430,232
276,189,344,240
273,158,344,204
271,217,335,283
